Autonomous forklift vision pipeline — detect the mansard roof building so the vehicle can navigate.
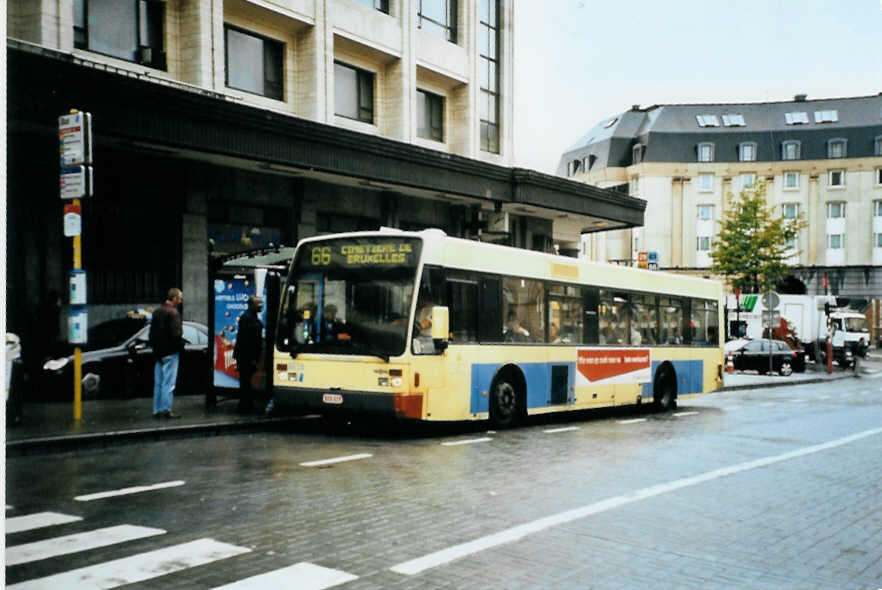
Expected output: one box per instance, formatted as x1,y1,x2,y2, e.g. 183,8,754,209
558,93,882,299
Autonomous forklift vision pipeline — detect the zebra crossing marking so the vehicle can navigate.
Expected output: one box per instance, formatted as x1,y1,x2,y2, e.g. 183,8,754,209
6,512,82,534
8,538,251,590
75,480,185,501
211,562,358,590
6,525,165,566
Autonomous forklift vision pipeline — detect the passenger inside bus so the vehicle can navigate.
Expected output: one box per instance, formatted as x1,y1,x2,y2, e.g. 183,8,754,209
549,322,561,344
504,311,530,343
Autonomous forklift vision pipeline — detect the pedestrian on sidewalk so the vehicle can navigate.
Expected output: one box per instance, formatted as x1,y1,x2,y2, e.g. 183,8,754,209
234,295,263,414
150,288,184,419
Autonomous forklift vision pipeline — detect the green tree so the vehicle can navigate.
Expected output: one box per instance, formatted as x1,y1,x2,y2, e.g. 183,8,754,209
709,182,806,293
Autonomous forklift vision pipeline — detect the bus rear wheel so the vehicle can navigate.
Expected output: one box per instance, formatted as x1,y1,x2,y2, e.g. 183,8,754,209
653,369,677,411
490,378,521,428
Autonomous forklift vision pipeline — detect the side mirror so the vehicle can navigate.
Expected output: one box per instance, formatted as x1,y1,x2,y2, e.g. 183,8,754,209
431,306,450,353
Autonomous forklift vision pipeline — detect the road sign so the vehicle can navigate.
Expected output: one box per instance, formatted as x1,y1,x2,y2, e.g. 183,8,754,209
63,203,82,237
60,165,93,200
59,111,92,167
763,291,780,310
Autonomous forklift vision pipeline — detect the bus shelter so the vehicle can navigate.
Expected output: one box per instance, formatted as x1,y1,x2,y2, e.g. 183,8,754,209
206,245,294,407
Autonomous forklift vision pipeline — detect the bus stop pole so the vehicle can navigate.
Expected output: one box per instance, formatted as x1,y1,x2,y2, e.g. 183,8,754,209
73,201,83,421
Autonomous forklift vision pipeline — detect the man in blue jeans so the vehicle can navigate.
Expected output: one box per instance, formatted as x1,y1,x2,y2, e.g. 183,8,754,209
149,288,183,419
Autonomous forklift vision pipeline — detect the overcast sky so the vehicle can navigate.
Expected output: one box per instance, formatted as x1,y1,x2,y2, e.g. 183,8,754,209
513,0,882,174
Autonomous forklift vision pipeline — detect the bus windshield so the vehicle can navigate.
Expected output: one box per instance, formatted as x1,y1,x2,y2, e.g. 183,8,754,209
276,237,422,360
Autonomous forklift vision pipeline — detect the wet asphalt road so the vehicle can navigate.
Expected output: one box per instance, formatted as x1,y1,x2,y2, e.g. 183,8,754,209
6,375,882,590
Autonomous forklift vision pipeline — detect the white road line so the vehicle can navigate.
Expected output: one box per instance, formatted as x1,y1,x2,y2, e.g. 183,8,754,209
6,512,82,534
617,418,646,425
440,438,492,447
299,453,373,467
390,426,882,576
211,562,358,590
543,426,580,434
673,411,699,417
8,538,250,590
6,525,166,566
75,480,185,501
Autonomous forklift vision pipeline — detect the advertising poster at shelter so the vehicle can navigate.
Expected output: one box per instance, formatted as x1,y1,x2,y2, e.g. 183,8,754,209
212,277,267,388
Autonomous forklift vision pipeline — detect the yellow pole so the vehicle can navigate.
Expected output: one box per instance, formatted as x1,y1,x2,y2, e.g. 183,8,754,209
73,199,82,421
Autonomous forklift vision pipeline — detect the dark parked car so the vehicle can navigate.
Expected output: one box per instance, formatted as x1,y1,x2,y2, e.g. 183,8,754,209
39,318,209,400
729,338,806,376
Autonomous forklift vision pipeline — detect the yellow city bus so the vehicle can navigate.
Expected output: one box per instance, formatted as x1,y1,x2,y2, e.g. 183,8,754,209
273,229,724,426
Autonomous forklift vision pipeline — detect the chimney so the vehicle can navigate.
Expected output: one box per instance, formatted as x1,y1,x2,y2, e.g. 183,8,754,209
631,104,641,111
794,94,807,102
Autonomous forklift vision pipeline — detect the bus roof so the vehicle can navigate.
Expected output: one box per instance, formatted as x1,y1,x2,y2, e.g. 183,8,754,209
296,228,722,300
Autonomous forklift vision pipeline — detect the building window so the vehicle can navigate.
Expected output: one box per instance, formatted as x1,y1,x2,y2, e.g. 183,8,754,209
782,140,801,161
785,236,797,251
334,62,374,123
698,173,713,192
352,0,389,12
417,90,444,141
828,170,845,188
785,111,809,125
874,136,882,156
224,26,284,101
697,205,714,220
697,142,715,162
827,138,847,159
418,0,457,42
479,0,500,153
739,142,757,162
632,144,643,164
741,173,756,189
826,202,846,218
697,236,711,251
783,172,799,190
583,155,596,171
826,234,843,249
814,110,839,123
73,0,166,69
877,168,882,186
628,176,639,195
876,233,882,248
696,115,719,127
874,200,882,217
567,159,581,177
782,203,799,220
722,113,745,127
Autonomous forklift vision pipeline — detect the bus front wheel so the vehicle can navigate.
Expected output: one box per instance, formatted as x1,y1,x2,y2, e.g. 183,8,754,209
490,377,521,428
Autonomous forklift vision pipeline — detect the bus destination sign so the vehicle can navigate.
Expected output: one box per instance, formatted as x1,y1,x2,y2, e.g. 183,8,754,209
304,239,419,269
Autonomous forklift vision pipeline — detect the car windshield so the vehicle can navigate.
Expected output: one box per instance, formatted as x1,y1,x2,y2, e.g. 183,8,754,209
83,318,148,352
277,236,422,359
844,317,868,332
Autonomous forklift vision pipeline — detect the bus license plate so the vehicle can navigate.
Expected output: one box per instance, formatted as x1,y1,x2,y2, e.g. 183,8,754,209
322,393,343,405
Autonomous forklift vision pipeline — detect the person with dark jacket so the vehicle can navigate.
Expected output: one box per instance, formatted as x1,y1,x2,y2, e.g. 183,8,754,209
234,296,263,414
149,288,183,418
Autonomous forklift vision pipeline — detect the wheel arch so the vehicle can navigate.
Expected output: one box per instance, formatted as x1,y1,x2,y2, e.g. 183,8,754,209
653,360,678,398
490,363,528,417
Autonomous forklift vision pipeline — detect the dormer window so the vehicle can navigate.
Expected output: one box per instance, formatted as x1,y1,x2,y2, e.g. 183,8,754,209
814,110,838,123
696,115,719,127
603,117,618,129
782,140,801,161
785,111,810,125
739,142,757,162
632,143,644,164
567,159,582,177
827,138,847,159
697,142,715,162
722,113,745,127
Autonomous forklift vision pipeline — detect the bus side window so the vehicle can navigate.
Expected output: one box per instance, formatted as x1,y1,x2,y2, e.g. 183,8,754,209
583,287,599,344
447,279,478,343
479,277,503,342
